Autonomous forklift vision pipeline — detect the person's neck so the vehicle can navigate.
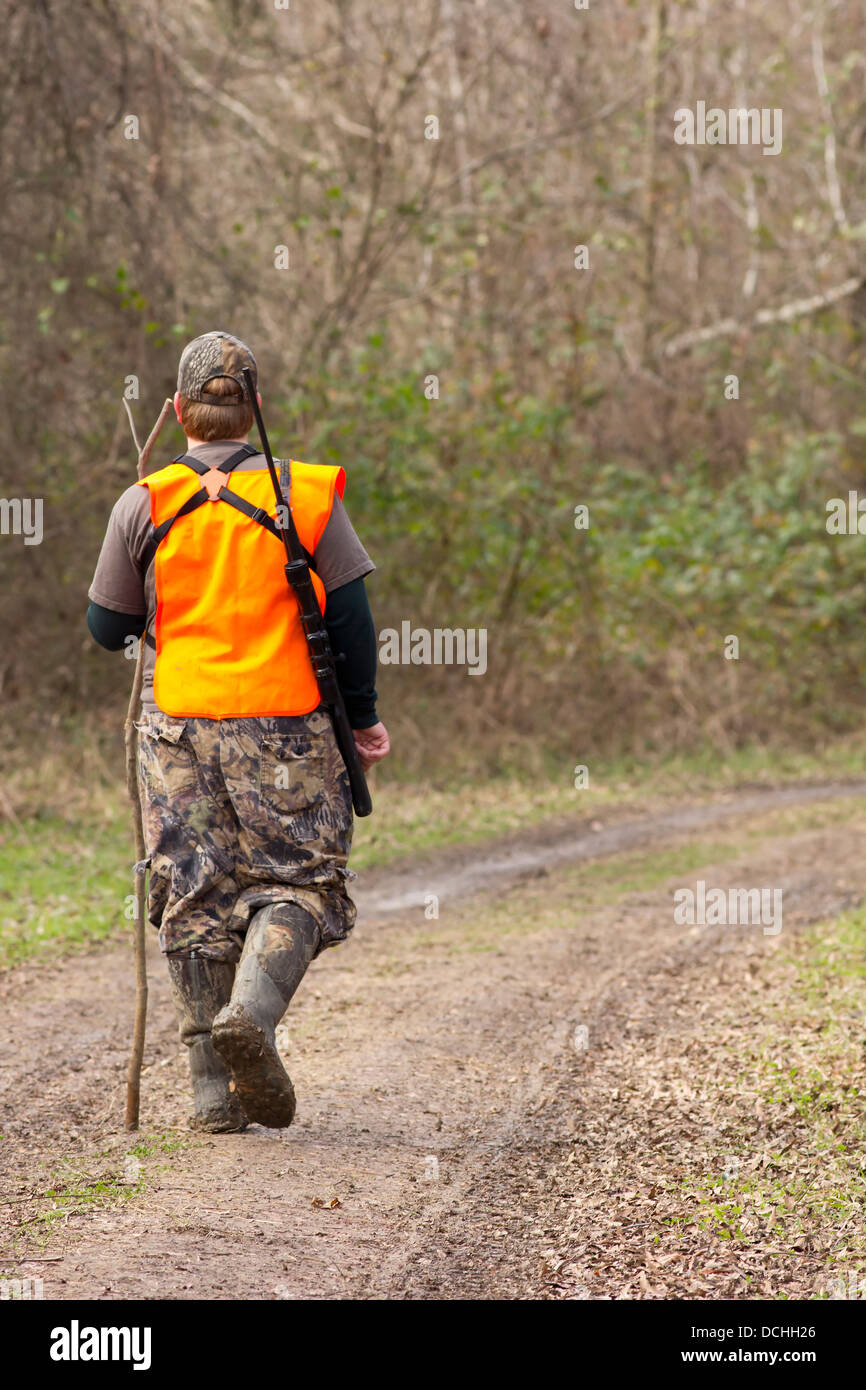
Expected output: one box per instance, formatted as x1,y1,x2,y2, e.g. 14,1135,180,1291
185,434,250,451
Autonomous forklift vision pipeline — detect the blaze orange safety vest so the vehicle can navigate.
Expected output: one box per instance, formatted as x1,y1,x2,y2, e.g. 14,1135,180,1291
137,446,345,719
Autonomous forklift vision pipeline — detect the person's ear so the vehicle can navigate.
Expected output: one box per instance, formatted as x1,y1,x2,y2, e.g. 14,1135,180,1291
173,390,182,423
256,391,262,408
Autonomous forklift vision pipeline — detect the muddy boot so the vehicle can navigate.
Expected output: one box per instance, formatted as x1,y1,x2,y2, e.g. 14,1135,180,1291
166,955,248,1134
211,903,321,1129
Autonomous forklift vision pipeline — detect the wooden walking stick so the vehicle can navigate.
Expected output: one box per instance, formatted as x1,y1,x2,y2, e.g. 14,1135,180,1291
123,397,173,1131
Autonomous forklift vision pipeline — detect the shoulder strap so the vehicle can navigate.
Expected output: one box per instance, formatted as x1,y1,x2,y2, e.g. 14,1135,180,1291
141,446,315,573
141,489,209,572
216,486,282,540
277,456,314,568
279,456,291,507
174,443,260,477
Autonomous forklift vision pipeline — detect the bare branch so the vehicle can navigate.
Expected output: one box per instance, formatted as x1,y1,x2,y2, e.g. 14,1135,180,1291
137,398,174,479
150,23,323,167
122,397,141,455
811,28,849,234
663,275,864,357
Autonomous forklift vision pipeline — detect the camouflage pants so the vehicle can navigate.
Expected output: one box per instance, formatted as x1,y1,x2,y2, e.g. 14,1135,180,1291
135,709,356,962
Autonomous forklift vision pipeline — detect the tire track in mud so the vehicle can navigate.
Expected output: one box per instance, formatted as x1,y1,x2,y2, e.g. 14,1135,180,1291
1,780,865,1299
374,826,866,1300
357,780,866,915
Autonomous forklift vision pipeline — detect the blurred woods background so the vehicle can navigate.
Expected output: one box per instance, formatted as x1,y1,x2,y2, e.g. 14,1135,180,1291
3,0,866,809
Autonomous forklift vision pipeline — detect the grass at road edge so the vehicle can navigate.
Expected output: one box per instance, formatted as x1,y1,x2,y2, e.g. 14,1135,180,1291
2,733,866,971
666,905,866,1295
1,1132,191,1265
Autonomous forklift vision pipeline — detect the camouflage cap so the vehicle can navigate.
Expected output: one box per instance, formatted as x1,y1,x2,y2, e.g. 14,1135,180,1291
177,331,258,405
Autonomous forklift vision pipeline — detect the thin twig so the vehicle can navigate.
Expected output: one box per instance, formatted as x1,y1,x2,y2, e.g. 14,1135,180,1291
138,398,173,476
122,398,141,455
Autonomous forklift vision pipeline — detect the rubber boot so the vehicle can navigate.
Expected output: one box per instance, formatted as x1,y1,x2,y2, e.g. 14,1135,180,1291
166,955,248,1134
211,902,321,1128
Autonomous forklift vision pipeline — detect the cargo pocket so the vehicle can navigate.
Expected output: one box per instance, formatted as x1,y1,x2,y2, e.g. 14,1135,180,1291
136,716,199,798
257,734,325,845
317,869,358,951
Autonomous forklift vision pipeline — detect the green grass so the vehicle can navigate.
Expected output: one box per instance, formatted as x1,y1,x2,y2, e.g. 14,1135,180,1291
394,794,866,958
354,787,866,1293
10,1133,190,1250
0,814,131,968
3,732,866,971
423,815,866,1294
352,731,866,869
127,1132,190,1158
664,906,866,1287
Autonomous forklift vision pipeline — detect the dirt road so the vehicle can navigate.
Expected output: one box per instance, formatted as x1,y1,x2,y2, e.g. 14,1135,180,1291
1,780,865,1300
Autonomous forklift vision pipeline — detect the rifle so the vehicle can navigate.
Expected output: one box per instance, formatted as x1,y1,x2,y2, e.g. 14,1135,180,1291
242,368,373,818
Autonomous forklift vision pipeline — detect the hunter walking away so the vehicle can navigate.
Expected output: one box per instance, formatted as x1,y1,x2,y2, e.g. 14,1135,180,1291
87,331,390,1132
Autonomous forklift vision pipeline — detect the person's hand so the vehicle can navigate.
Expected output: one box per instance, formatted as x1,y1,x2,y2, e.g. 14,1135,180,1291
353,721,390,771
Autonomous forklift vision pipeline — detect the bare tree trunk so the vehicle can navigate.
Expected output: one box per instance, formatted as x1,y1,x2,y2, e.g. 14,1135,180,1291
641,0,666,360
441,0,479,310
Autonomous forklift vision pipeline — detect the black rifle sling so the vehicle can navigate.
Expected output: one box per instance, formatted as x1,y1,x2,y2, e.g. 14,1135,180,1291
141,445,313,648
141,444,260,571
217,456,313,561
240,364,372,816
276,456,316,570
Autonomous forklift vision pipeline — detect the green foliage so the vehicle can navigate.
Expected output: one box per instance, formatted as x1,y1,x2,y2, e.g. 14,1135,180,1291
278,345,864,758
0,817,130,968
300,339,580,630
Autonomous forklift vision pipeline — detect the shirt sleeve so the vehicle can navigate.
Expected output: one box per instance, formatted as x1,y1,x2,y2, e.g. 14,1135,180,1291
87,485,151,615
311,493,375,594
323,576,379,728
86,601,145,651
